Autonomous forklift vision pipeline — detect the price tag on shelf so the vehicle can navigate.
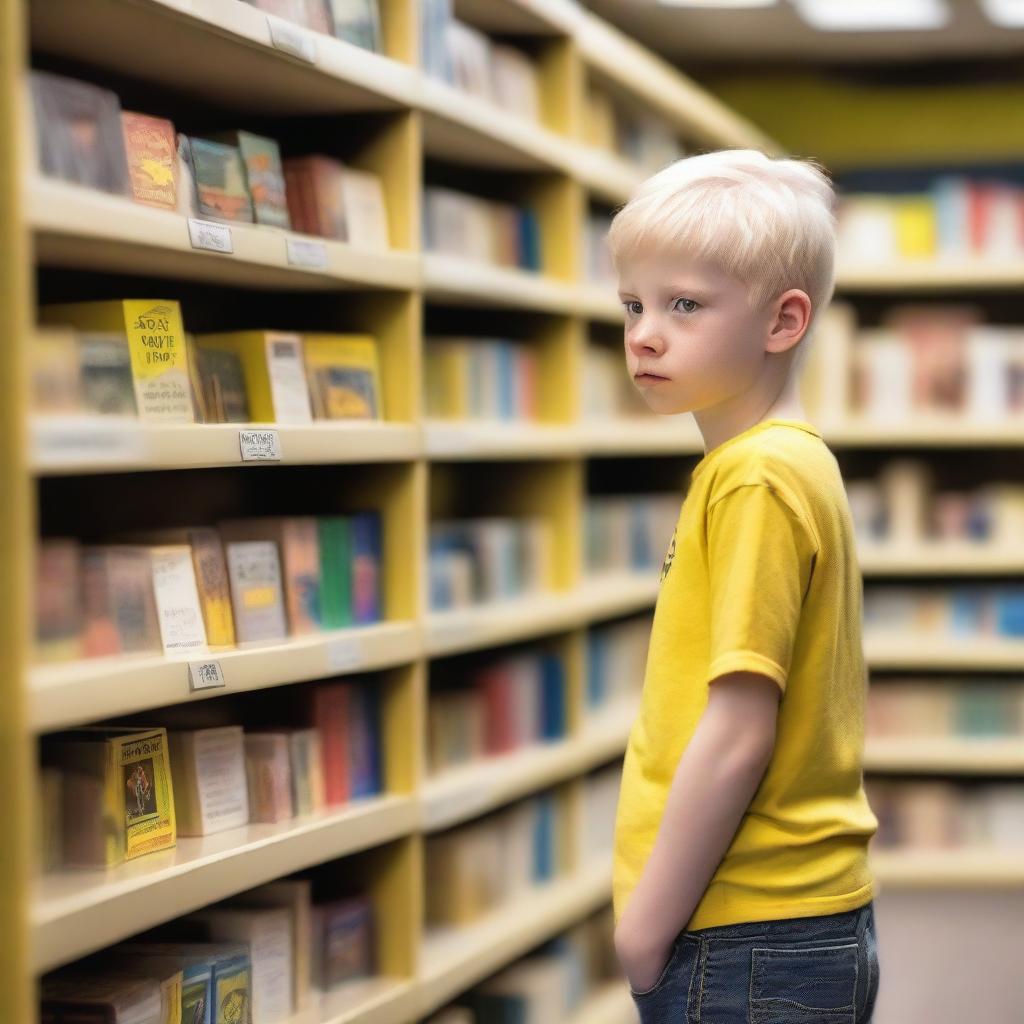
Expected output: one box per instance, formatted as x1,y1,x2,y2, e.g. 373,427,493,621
285,237,329,269
188,218,233,254
239,429,282,462
267,15,317,63
327,635,365,673
189,660,226,692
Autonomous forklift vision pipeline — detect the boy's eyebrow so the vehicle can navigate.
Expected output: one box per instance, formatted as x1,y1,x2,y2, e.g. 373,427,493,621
617,283,717,301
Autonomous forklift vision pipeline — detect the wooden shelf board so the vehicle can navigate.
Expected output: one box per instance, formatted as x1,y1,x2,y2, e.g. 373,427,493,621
864,737,1024,774
824,417,1024,448
864,634,1024,671
31,620,421,732
33,794,417,973
870,848,1024,888
858,541,1024,576
837,260,1024,291
579,418,702,455
423,253,578,313
577,573,659,623
425,420,580,459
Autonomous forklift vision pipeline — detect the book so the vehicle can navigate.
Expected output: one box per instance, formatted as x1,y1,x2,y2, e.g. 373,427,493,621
243,731,295,823
40,972,162,1024
80,546,162,657
236,879,313,1012
249,0,332,33
88,960,184,1024
41,300,195,423
169,726,250,836
220,518,321,634
309,684,351,806
35,538,81,662
328,0,381,51
491,45,540,122
345,683,381,797
224,539,289,644
121,111,178,210
350,510,382,624
282,155,347,239
289,728,327,817
190,906,293,1023
149,545,209,654
32,326,82,415
46,726,176,868
215,130,291,229
178,135,255,223
78,332,138,417
317,516,353,629
311,895,374,990
302,334,381,420
29,70,130,196
198,346,251,423
37,766,63,873
338,166,389,248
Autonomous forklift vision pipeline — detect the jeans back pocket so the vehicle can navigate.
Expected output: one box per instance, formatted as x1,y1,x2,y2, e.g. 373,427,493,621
749,942,858,1024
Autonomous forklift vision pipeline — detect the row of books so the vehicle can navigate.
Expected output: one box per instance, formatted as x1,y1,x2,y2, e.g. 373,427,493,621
428,648,568,775
39,679,382,869
867,678,1024,738
37,300,382,425
836,176,1024,263
866,780,1024,851
846,460,1024,546
849,313,1024,423
424,337,540,422
36,513,383,662
30,71,389,245
587,614,650,712
582,342,652,420
580,763,620,866
245,0,383,51
426,789,569,927
429,516,552,611
41,874,376,1023
863,585,1024,639
585,494,680,576
428,906,623,1024
423,186,542,272
421,0,541,122
584,82,686,176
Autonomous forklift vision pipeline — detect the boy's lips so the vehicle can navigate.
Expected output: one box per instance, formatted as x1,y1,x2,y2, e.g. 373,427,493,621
634,372,669,385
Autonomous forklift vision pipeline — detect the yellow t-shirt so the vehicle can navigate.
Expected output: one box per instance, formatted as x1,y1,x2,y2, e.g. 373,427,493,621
612,417,878,931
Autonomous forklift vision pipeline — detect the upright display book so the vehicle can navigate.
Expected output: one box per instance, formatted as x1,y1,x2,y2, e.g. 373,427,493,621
121,111,178,210
302,334,381,420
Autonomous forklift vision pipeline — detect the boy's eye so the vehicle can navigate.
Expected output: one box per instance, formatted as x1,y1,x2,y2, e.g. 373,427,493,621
674,298,699,313
623,300,643,316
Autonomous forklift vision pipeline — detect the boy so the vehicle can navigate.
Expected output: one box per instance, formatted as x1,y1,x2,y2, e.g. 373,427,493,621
609,150,881,1023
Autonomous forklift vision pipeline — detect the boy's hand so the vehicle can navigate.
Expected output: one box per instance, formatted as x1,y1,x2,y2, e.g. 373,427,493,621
614,918,673,993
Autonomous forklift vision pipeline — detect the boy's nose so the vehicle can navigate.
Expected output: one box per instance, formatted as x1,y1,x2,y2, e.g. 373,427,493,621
626,323,664,356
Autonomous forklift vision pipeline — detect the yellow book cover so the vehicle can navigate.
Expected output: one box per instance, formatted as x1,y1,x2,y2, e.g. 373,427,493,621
40,300,195,422
302,333,382,420
424,339,470,419
114,727,177,861
894,198,937,260
195,331,312,424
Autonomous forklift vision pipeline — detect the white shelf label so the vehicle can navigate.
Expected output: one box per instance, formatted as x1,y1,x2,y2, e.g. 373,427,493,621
327,635,365,673
286,237,329,269
267,15,317,63
239,429,282,462
189,660,226,692
188,218,233,253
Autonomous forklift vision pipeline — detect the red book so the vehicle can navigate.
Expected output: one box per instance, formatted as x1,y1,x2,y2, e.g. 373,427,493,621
966,182,992,257
480,666,515,755
312,683,351,805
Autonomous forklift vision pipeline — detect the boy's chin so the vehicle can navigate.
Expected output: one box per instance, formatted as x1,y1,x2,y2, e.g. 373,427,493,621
643,393,692,416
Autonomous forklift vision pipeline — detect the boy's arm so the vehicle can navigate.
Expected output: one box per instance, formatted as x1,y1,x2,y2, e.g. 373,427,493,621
614,670,780,991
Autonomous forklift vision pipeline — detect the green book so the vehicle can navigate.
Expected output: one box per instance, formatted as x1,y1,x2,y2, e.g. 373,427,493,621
955,682,1014,737
318,516,352,630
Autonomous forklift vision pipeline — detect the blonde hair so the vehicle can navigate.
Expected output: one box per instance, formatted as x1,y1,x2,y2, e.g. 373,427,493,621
607,149,837,349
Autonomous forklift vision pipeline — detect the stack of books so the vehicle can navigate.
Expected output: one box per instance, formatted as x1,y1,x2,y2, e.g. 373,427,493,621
868,678,1024,739
34,512,383,663
864,585,1024,640
429,517,552,611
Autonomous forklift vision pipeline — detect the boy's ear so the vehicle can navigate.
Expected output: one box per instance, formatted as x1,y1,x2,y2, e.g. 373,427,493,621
765,289,812,356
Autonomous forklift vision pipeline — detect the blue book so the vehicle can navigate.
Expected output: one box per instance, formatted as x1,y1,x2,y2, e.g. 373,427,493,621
995,588,1024,636
586,629,607,707
540,654,566,740
351,511,382,624
517,210,542,271
348,683,382,797
533,794,556,882
497,341,516,419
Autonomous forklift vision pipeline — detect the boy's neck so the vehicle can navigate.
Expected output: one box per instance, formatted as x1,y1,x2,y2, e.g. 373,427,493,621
692,375,807,457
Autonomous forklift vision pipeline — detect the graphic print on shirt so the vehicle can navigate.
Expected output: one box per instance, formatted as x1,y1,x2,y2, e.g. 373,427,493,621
660,526,676,582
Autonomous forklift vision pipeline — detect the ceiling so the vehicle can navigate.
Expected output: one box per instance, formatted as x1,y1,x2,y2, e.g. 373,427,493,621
583,0,1024,65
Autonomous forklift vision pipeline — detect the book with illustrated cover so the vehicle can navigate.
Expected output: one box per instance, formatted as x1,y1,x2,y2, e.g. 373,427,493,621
78,332,137,417
311,895,374,990
339,166,389,248
350,510,382,624
35,538,81,662
345,682,380,797
108,952,212,1024
302,334,381,420
220,517,321,634
32,326,82,415
149,545,209,654
198,346,250,423
46,726,176,868
223,539,288,644
169,726,250,836
29,70,131,196
80,546,161,658
121,111,178,210
178,135,255,223
196,332,312,425
282,156,347,240
329,0,382,51
215,130,291,229
41,300,195,423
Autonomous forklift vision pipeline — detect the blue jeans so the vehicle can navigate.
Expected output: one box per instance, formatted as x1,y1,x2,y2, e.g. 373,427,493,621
629,901,879,1023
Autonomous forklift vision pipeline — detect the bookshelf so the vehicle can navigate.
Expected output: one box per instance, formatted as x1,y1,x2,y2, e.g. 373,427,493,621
8,0,1021,1021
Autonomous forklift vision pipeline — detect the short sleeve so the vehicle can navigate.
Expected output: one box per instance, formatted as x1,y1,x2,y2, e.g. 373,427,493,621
705,483,818,694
